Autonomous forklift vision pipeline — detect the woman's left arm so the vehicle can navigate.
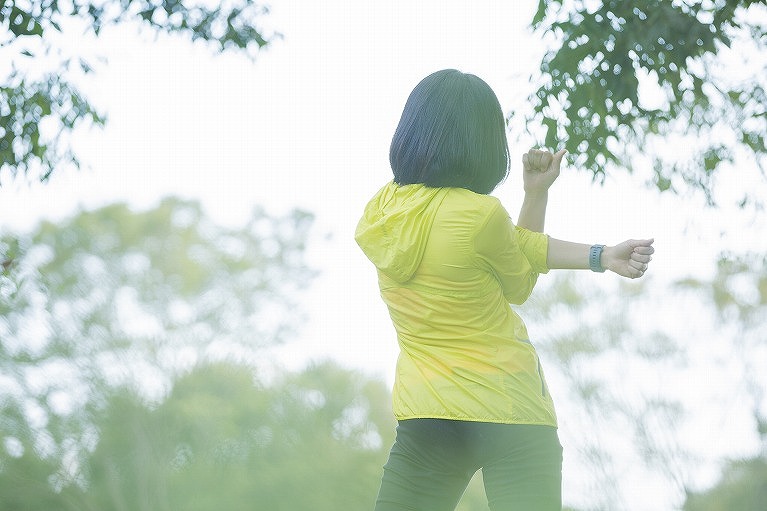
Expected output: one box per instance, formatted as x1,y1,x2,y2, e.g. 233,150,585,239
517,193,548,232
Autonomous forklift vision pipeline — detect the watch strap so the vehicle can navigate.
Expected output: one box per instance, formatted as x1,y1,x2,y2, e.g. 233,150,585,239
589,244,606,273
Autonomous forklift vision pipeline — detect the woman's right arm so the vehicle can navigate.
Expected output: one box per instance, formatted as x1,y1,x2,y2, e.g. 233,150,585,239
546,237,655,279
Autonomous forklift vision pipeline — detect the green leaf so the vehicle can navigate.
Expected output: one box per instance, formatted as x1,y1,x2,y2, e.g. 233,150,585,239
525,0,767,206
139,8,155,22
532,0,548,27
543,116,558,148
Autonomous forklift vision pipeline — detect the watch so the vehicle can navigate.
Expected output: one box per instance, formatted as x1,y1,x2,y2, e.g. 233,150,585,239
589,244,606,273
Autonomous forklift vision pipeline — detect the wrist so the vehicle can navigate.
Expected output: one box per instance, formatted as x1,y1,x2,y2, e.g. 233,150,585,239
599,245,614,273
523,190,549,200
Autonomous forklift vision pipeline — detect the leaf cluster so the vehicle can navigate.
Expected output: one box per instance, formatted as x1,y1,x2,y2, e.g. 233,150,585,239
526,0,767,204
0,0,276,183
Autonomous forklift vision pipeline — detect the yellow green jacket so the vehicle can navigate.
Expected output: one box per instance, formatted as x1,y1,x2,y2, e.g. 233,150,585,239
355,182,557,426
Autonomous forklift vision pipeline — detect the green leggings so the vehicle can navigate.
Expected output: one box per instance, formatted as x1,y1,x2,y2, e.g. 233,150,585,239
375,419,562,511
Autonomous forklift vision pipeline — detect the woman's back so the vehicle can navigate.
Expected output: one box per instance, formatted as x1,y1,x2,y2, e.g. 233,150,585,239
356,182,556,426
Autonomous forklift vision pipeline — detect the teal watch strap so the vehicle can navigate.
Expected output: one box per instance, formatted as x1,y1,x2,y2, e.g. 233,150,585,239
589,244,606,272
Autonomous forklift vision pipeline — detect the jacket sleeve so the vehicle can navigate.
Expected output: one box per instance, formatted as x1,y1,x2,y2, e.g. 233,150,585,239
514,225,550,274
474,201,550,304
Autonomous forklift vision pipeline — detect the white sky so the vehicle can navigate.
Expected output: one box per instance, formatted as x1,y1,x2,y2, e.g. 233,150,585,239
1,1,766,509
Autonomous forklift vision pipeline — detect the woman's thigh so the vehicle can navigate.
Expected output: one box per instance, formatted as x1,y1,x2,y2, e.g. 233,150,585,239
476,424,563,511
375,419,477,511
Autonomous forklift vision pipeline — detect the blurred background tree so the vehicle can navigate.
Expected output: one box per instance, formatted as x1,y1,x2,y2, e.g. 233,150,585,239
683,457,767,511
0,358,398,510
525,0,767,205
0,0,276,183
521,274,693,509
78,361,396,511
519,260,767,510
0,198,313,503
2,201,764,509
0,195,553,510
677,253,767,511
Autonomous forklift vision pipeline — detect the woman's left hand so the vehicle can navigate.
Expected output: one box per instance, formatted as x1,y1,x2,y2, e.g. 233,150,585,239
522,148,567,197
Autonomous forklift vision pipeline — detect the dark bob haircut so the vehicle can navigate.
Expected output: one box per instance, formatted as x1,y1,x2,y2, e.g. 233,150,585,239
390,69,510,194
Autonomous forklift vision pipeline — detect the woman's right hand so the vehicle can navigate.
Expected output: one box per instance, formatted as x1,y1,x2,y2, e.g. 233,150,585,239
602,239,655,279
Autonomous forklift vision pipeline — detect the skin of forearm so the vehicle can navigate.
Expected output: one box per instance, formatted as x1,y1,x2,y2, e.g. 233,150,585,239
546,237,597,270
516,192,548,232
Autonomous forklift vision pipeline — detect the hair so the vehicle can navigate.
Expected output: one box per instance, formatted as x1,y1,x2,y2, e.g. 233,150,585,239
389,69,510,194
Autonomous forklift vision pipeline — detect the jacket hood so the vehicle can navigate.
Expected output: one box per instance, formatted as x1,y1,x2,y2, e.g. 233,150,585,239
355,182,448,283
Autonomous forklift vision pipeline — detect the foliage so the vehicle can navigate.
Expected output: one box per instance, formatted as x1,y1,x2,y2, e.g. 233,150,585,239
0,360,396,510
676,253,767,440
521,274,699,509
0,197,506,509
526,0,767,205
0,197,314,491
0,397,70,510
0,0,276,183
683,456,767,511
4,201,766,509
519,253,767,509
82,361,395,511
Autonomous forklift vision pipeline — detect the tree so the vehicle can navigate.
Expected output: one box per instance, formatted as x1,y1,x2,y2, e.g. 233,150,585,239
520,274,695,510
0,199,506,510
676,253,767,441
75,361,396,511
517,256,767,510
683,456,767,511
525,0,767,205
0,359,397,510
0,0,276,183
676,253,767,510
0,197,314,494
0,402,68,510
521,273,725,509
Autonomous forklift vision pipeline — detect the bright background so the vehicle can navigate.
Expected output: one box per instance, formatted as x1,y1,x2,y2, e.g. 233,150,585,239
2,1,765,508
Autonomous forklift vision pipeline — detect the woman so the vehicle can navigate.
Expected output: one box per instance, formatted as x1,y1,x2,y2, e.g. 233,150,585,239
355,69,654,511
